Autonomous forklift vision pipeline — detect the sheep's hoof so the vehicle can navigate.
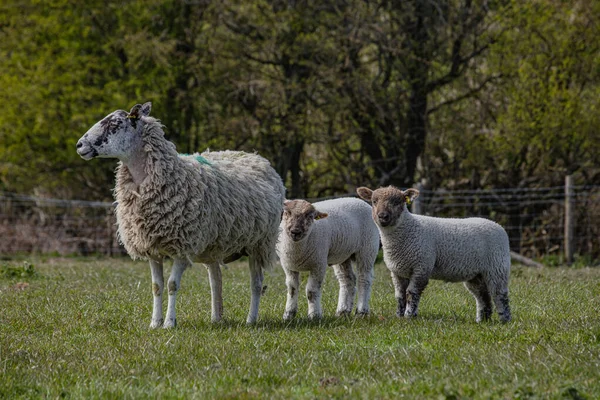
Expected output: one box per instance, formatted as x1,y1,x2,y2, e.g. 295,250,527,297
163,318,177,329
335,310,352,317
283,311,297,321
355,310,370,318
149,318,164,329
404,311,418,318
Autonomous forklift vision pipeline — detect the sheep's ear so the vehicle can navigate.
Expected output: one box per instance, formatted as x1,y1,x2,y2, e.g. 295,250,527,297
314,211,328,220
140,102,152,117
357,187,373,201
128,104,142,119
404,188,420,205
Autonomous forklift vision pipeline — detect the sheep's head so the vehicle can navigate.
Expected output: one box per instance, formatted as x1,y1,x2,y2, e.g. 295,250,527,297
357,186,419,228
76,102,152,160
282,199,328,242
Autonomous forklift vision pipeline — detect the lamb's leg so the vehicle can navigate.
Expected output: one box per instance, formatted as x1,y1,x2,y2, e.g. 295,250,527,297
164,257,191,329
390,272,409,318
492,287,511,323
246,256,264,324
206,262,223,323
332,259,356,316
464,275,493,322
283,268,300,321
306,266,326,320
149,258,164,329
355,257,374,316
405,276,428,318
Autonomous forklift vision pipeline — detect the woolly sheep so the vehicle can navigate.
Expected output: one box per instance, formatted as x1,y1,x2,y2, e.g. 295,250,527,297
276,198,380,320
76,102,285,328
357,185,511,323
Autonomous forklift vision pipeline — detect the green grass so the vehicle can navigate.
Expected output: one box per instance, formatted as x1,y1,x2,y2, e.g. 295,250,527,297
1,258,599,399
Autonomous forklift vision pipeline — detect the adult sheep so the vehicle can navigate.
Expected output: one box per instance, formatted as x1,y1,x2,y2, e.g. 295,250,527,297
76,102,285,328
277,198,379,320
357,185,511,323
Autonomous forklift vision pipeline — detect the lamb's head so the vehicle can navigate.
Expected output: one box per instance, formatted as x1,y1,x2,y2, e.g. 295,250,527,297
357,186,419,228
282,199,328,242
76,102,152,160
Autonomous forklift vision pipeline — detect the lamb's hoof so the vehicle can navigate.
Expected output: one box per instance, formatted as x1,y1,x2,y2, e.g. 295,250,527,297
211,316,223,324
163,318,177,329
355,310,369,318
404,311,418,318
335,310,352,317
283,311,297,321
149,318,164,329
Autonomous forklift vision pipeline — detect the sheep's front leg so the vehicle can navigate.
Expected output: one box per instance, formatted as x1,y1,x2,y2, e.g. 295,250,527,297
405,275,429,318
283,268,300,321
306,266,326,320
246,256,264,324
206,263,223,323
355,258,374,316
164,258,191,329
332,260,356,316
390,272,409,317
149,258,164,329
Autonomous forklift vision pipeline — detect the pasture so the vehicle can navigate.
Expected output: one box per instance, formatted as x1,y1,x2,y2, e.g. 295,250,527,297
1,257,599,399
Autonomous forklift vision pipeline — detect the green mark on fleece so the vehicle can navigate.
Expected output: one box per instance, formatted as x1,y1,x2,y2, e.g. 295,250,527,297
179,153,212,166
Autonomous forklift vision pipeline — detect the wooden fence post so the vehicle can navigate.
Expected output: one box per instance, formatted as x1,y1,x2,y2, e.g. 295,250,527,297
564,175,574,265
412,183,423,215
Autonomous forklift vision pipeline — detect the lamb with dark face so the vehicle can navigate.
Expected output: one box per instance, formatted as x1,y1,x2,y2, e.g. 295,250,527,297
277,198,380,320
358,185,511,323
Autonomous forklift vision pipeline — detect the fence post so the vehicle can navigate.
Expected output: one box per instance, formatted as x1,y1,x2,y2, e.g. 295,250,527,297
564,175,574,265
412,183,423,215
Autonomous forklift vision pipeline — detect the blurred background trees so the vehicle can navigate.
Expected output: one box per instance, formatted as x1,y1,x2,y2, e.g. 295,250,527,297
1,0,599,200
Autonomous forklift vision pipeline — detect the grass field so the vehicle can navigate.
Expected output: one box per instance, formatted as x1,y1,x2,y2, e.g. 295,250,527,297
1,257,599,399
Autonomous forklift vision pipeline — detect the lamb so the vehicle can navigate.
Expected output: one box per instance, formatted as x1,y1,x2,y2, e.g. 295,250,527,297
76,102,285,328
357,185,511,323
276,198,380,320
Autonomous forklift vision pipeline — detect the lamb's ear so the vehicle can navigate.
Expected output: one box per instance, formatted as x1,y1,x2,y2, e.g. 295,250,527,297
404,188,420,205
357,187,373,201
314,211,328,220
283,199,295,210
140,102,152,117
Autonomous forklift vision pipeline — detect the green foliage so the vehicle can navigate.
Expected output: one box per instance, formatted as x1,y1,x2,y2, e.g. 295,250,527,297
0,258,599,398
0,0,599,199
0,261,37,279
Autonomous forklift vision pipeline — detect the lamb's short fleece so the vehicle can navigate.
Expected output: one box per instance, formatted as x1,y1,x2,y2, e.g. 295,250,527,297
277,197,380,320
357,186,511,323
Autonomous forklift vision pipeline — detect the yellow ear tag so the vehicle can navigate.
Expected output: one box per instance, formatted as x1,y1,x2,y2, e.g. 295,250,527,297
405,196,412,206
315,215,322,220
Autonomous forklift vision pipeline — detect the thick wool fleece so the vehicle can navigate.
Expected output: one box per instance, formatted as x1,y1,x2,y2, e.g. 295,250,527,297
114,117,285,266
380,209,510,287
277,198,379,269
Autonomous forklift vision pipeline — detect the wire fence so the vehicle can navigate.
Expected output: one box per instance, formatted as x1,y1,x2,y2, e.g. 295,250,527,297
1,184,599,261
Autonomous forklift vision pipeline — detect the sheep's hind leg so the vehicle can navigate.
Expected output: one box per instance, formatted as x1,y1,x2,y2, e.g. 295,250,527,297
405,276,428,318
206,263,223,323
246,256,264,324
464,275,493,322
492,287,511,323
391,272,409,318
149,258,164,329
306,266,326,320
164,257,191,329
283,268,300,321
333,259,356,316
355,256,374,316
